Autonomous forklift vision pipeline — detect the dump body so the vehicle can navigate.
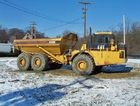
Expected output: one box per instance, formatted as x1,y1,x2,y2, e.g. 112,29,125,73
13,33,78,55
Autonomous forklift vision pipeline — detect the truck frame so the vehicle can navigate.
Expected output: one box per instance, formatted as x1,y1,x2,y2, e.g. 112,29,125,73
13,32,127,75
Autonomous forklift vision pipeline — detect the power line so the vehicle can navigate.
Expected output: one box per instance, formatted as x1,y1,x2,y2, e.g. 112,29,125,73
3,0,69,23
1,0,79,24
3,0,67,23
77,24,84,34
0,1,83,31
40,17,83,31
0,1,50,20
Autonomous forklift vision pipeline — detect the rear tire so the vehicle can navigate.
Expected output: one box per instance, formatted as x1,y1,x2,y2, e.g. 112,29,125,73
31,53,48,71
72,54,95,75
17,53,31,71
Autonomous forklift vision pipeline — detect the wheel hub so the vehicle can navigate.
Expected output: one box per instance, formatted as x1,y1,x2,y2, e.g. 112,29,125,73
20,58,25,66
34,58,41,67
77,60,87,72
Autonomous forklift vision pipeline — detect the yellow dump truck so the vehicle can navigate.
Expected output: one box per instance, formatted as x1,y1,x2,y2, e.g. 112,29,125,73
13,32,127,75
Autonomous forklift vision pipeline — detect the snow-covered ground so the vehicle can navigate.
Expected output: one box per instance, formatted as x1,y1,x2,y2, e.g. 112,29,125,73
0,57,140,106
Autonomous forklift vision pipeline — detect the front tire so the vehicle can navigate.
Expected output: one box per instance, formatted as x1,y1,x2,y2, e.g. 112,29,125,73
72,54,95,75
31,53,48,71
17,53,31,71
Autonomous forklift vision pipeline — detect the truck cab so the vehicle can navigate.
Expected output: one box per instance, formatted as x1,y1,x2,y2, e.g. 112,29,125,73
87,32,116,50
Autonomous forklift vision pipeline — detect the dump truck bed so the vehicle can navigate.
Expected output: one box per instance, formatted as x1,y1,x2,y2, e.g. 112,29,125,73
13,33,78,55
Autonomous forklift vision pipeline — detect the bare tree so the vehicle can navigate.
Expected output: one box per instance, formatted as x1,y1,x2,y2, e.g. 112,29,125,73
116,21,140,55
62,30,71,35
9,28,25,39
36,31,45,38
0,26,9,43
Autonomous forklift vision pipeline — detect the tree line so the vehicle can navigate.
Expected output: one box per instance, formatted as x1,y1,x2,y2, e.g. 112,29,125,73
0,26,45,43
110,20,140,55
0,20,140,55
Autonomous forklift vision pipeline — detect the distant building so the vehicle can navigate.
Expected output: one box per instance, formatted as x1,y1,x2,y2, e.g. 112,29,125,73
0,43,14,53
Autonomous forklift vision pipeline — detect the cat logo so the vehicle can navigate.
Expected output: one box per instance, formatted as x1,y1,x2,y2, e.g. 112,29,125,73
97,45,105,49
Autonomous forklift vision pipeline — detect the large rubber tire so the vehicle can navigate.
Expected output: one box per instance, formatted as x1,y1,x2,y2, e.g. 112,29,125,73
31,53,48,71
17,53,31,71
72,54,95,75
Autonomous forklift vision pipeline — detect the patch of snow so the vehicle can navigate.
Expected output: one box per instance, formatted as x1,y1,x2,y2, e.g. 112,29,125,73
0,57,140,106
127,59,140,63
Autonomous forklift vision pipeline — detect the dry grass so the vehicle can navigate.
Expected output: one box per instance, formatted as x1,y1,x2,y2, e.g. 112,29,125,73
46,69,140,79
16,68,140,79
93,71,140,79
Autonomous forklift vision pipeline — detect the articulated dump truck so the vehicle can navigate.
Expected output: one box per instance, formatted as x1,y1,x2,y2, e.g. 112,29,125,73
13,32,127,75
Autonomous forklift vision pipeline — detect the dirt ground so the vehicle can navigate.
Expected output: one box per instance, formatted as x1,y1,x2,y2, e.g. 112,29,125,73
16,66,140,79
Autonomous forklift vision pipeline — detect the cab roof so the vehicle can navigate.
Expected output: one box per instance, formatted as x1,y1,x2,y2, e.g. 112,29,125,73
94,32,113,35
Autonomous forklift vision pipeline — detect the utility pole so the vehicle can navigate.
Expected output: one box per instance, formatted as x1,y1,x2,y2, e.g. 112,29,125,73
30,22,36,35
79,1,91,43
123,15,125,44
23,22,37,39
30,22,37,38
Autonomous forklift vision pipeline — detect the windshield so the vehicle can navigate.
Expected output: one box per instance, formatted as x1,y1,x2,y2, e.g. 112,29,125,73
93,34,115,44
